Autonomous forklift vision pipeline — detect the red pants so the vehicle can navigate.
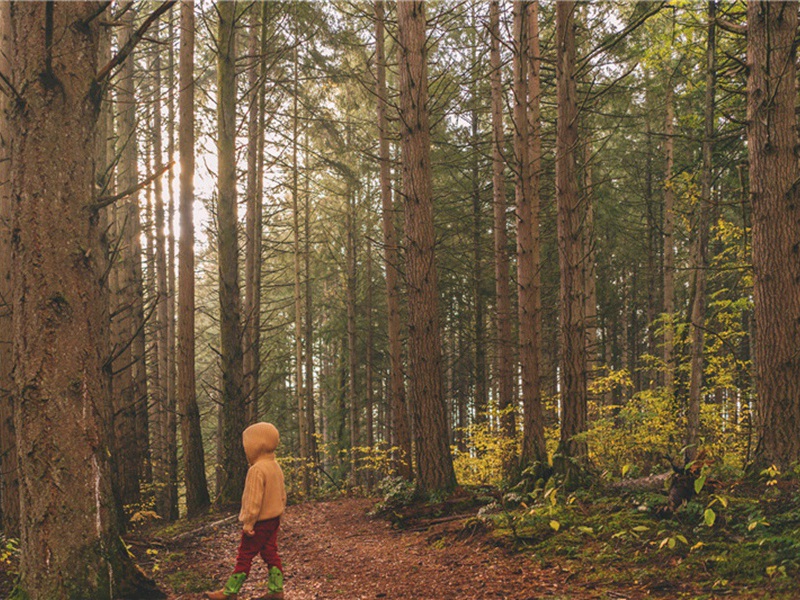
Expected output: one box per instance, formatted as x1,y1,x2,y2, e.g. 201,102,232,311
233,517,283,575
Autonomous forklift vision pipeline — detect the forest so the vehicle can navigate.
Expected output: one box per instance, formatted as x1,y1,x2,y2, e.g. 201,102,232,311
1,0,800,599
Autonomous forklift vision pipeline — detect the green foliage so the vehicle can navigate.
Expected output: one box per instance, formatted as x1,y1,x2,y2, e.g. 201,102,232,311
453,413,519,487
481,469,800,597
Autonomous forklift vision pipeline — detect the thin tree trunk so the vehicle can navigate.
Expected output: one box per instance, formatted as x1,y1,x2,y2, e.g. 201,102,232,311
304,134,316,465
397,0,457,495
583,138,597,378
748,0,800,469
469,23,486,433
291,34,309,495
151,11,171,520
8,4,162,596
117,4,146,506
510,0,528,452
178,0,210,517
687,1,716,461
375,0,412,479
243,4,261,426
165,2,179,522
216,0,247,503
346,182,359,486
522,0,547,471
0,0,18,538
663,85,675,395
555,0,588,477
489,1,513,433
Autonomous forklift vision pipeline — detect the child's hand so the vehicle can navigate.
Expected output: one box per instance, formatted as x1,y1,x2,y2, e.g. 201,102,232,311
243,527,255,537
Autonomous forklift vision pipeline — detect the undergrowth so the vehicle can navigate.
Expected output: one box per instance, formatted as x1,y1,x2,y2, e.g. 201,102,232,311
480,466,800,598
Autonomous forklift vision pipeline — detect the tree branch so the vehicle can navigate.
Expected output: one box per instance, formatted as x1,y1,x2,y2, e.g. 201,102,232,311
88,161,173,212
95,0,177,84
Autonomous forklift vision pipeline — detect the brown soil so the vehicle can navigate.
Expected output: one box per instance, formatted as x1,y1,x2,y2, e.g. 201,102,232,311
148,498,646,600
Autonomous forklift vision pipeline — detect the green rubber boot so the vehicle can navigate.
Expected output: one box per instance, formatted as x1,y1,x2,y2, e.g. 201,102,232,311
204,572,247,599
262,566,284,599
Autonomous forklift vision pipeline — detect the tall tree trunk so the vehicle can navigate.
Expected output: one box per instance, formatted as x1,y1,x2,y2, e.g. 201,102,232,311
151,11,171,521
7,3,162,597
469,34,486,432
0,0,18,537
243,4,261,426
178,0,210,517
303,135,316,465
116,4,146,506
555,0,588,477
687,1,716,461
397,0,457,495
748,0,800,469
663,85,676,395
375,0,412,479
165,2,179,522
510,0,528,452
521,0,547,471
126,4,149,493
583,137,598,378
346,183,359,486
291,37,309,495
216,0,247,503
489,0,513,433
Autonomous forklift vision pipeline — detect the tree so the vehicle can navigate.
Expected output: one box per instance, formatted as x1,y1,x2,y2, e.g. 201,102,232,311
178,0,210,517
150,9,172,521
243,3,265,425
489,1,513,433
375,0,412,479
520,0,547,473
6,3,162,596
216,0,247,503
748,0,800,469
0,0,18,538
397,0,457,495
686,1,716,460
662,84,676,394
555,0,588,477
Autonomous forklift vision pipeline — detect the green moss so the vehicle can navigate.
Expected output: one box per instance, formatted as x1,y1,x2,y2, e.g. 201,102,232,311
165,570,217,593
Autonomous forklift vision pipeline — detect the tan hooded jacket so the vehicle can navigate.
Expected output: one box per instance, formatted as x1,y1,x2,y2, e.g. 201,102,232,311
238,422,287,531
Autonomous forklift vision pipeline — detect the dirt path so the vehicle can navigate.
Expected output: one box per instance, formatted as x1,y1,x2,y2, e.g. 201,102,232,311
155,499,636,600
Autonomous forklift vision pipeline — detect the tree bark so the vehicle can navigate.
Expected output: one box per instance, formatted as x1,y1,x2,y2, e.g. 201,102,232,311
165,2,179,522
521,0,547,471
397,0,457,495
178,0,210,517
216,0,247,503
7,3,162,596
291,35,310,495
663,85,676,395
555,0,588,476
243,3,262,426
375,0,412,479
748,0,800,469
151,10,172,521
0,0,18,538
489,0,513,433
114,3,147,507
687,1,716,461
346,182,359,486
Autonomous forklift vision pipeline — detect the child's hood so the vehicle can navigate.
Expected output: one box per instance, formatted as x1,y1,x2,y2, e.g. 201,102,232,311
242,422,280,465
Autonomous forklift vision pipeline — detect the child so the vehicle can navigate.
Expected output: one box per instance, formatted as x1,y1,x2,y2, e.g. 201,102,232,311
206,422,287,600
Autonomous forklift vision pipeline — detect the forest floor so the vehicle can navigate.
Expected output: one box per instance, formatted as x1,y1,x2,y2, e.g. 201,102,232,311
140,498,633,600
130,493,795,600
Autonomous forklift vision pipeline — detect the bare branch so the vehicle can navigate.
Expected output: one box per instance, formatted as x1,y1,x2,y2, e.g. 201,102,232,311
95,0,177,84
